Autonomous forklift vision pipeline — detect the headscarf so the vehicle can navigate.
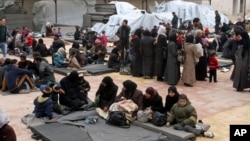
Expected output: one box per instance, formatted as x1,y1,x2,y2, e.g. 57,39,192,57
145,87,157,99
102,76,114,87
67,71,79,83
165,86,180,112
123,80,137,99
168,32,177,42
234,26,250,57
57,47,65,55
111,47,120,56
157,25,167,37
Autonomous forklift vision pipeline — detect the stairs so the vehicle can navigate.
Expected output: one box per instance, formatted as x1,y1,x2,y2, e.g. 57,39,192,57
83,3,116,28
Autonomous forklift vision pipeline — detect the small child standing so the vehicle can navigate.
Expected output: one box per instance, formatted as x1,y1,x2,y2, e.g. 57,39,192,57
209,50,219,83
100,31,108,48
33,86,54,120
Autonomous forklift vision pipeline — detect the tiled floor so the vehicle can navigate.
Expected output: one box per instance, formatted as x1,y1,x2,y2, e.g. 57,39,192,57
1,38,250,141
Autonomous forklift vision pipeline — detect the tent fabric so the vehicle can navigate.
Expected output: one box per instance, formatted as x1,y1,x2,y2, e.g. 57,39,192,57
32,0,96,32
92,1,229,37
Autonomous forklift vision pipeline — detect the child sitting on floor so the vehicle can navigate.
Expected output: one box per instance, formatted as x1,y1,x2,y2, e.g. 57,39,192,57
33,85,54,120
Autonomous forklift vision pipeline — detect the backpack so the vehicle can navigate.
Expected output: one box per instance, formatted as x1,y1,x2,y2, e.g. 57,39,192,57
106,111,130,128
149,111,167,127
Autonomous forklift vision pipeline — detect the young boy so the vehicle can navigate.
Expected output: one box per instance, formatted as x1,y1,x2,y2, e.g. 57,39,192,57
78,73,90,104
209,50,219,83
33,85,54,120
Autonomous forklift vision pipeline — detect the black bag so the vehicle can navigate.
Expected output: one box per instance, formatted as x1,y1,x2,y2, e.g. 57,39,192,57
106,111,130,128
150,111,167,127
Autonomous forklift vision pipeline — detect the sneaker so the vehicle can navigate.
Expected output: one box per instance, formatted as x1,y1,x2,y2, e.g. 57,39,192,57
204,131,214,138
195,124,204,130
19,89,31,94
30,87,40,92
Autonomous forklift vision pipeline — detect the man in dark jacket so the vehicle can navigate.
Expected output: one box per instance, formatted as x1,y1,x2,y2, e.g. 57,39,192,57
59,71,87,111
95,76,118,112
215,10,221,34
0,18,11,58
116,19,130,61
34,39,48,57
34,57,55,87
51,35,65,54
171,12,178,29
5,59,36,93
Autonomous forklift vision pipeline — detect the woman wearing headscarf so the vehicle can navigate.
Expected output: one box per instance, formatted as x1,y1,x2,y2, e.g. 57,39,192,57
143,87,164,113
154,25,167,81
59,71,87,111
116,80,143,118
68,50,81,69
232,27,250,91
164,32,180,85
0,109,16,141
108,47,121,71
141,30,155,79
95,76,118,112
195,30,208,81
69,42,86,67
131,32,143,77
182,35,202,87
53,47,68,68
164,86,180,115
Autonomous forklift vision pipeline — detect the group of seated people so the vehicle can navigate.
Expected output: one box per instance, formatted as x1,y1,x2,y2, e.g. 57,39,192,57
0,52,55,94
31,71,214,138
52,39,107,69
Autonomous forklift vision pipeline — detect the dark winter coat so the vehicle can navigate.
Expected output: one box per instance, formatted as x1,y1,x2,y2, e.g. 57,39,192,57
37,61,55,83
164,93,179,113
143,93,164,113
141,35,155,77
164,40,179,85
96,82,118,109
35,43,48,57
131,35,143,76
59,71,87,109
154,34,167,77
195,37,208,80
51,39,65,54
116,25,130,44
33,96,53,119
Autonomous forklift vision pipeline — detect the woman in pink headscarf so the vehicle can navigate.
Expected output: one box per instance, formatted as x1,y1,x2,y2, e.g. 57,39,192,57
142,87,164,113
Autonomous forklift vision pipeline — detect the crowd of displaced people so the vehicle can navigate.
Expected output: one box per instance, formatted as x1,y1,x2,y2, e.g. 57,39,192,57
1,10,250,140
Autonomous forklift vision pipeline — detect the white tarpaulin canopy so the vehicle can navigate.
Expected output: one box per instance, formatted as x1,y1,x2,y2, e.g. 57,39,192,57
32,0,95,32
92,0,229,37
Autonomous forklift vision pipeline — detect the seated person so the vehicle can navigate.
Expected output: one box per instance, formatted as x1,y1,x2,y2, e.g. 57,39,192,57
90,39,107,64
95,76,118,113
69,42,86,67
46,22,54,37
50,35,65,54
34,39,48,57
59,71,88,111
78,73,90,96
166,94,214,138
33,85,54,120
53,47,68,68
41,81,65,114
143,87,164,113
108,47,121,70
164,86,180,115
0,109,17,141
5,59,37,93
0,58,11,88
34,57,55,87
68,50,81,69
18,54,39,77
115,80,143,119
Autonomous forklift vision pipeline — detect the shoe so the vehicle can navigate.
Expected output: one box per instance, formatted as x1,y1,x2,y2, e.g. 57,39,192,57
19,89,30,94
204,131,214,138
30,87,40,92
214,80,218,83
198,120,203,123
31,134,41,140
157,77,164,81
184,83,193,87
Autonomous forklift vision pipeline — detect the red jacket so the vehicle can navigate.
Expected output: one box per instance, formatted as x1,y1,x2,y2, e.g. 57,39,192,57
209,57,219,70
